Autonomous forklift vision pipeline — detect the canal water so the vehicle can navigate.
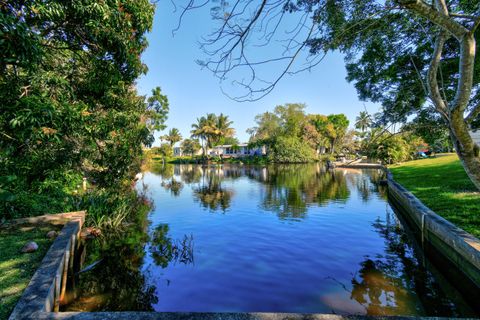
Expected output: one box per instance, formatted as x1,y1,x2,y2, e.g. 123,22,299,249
63,164,478,316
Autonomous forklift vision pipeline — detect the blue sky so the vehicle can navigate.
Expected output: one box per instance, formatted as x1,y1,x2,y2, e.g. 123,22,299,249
136,1,381,145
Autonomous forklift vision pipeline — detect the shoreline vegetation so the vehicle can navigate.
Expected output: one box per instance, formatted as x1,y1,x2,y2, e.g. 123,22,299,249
390,154,480,238
154,154,335,166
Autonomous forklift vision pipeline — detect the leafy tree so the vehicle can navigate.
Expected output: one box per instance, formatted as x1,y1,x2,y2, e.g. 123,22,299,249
218,136,240,146
401,109,452,152
362,129,425,164
310,114,349,154
0,0,162,218
269,136,316,163
274,103,306,137
249,104,352,160
178,0,480,189
157,144,173,158
247,111,281,145
162,128,182,147
190,113,236,156
327,114,350,154
146,87,170,132
355,111,372,133
181,139,201,156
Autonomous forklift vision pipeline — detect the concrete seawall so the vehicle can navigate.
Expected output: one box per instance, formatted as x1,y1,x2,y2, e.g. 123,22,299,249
386,171,480,290
9,211,85,320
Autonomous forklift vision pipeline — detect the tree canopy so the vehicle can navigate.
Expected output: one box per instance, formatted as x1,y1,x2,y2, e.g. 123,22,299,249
162,128,183,147
0,0,165,218
248,103,351,161
190,113,236,156
175,0,480,189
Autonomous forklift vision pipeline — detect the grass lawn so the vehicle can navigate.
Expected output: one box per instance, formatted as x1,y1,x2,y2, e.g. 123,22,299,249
0,224,61,320
389,153,480,238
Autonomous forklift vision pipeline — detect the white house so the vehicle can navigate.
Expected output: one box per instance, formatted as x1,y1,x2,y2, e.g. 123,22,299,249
211,144,266,157
173,146,203,157
173,143,266,157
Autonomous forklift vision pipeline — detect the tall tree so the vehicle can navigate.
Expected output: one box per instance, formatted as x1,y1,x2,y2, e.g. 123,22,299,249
163,128,182,147
355,111,372,133
191,114,221,157
214,113,235,145
310,114,349,154
0,0,163,218
181,138,201,156
176,0,480,189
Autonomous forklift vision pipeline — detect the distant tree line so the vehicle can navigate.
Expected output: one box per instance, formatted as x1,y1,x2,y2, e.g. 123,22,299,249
247,103,352,163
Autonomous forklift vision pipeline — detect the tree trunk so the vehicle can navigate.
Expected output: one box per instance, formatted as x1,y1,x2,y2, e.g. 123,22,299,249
450,109,480,190
330,139,336,155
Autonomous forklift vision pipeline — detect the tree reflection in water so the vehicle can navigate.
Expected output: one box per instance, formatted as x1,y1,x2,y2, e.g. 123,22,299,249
62,231,158,311
161,177,183,197
259,164,350,219
192,167,234,212
156,164,387,220
150,224,194,268
346,211,467,316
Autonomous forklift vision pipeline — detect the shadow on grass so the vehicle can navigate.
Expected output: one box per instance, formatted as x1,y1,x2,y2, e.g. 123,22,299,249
390,154,480,238
0,224,61,320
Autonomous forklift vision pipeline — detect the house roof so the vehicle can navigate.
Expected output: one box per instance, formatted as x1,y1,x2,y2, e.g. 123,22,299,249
214,143,249,148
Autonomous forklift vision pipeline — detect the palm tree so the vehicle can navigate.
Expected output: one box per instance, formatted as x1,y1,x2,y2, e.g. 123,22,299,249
215,114,235,145
162,128,182,147
355,111,372,132
191,114,220,157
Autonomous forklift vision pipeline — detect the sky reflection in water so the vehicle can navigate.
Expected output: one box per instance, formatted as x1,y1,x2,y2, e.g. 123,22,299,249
137,164,472,316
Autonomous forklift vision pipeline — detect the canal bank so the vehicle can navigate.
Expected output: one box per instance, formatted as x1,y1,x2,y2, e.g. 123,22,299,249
7,164,480,318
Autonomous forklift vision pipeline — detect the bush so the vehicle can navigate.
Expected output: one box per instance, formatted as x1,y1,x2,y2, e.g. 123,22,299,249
83,188,151,234
269,137,317,163
365,134,416,164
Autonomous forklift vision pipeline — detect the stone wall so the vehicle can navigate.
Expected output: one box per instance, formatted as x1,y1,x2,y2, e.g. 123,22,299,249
386,171,480,289
8,212,85,320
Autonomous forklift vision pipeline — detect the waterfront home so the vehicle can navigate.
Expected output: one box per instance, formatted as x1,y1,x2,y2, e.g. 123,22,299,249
210,144,266,157
173,146,203,157
173,143,266,157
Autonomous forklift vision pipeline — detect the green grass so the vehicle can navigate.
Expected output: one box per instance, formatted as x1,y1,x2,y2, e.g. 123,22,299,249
0,224,61,320
389,153,480,238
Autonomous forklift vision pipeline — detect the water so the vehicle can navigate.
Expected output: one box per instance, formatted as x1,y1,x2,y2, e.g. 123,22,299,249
63,164,478,316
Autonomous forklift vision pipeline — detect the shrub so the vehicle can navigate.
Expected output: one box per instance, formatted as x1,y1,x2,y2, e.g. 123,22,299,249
269,137,317,163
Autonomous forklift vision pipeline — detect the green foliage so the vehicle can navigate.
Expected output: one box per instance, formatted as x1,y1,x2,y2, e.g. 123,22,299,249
390,154,480,237
84,189,150,234
401,109,452,153
269,136,317,163
146,87,169,132
0,1,165,220
217,136,240,146
190,113,235,156
161,128,182,147
181,138,201,156
363,130,426,164
249,103,351,162
154,144,173,158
